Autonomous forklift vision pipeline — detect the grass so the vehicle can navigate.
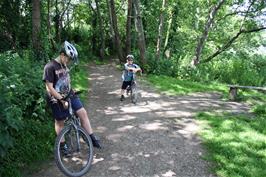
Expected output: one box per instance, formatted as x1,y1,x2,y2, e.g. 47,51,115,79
93,59,109,65
196,112,266,177
147,75,227,95
146,75,266,177
147,75,266,101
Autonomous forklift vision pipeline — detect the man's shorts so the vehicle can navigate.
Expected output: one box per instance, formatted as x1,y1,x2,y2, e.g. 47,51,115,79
121,81,132,90
49,97,83,121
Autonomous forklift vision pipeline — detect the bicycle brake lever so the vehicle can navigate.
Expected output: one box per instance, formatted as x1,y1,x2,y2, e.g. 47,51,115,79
74,90,84,95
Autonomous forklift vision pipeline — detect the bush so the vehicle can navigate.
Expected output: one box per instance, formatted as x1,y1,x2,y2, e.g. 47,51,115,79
177,56,265,86
0,52,54,177
144,49,179,77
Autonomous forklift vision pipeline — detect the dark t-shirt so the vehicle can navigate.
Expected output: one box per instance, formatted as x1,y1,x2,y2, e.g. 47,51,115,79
43,59,71,101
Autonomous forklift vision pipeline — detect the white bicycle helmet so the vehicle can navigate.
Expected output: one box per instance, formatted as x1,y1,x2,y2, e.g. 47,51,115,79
126,54,134,60
61,41,78,63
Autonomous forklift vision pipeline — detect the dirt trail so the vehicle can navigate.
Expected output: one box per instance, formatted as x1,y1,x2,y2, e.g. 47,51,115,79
32,63,249,177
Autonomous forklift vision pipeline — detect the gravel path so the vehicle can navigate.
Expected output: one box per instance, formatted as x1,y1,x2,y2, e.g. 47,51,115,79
31,63,250,177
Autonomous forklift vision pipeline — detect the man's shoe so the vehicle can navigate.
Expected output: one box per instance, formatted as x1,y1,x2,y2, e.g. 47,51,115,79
120,95,125,101
90,134,102,149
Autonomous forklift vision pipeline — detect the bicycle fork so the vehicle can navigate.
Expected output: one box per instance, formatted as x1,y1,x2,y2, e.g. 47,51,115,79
68,123,81,152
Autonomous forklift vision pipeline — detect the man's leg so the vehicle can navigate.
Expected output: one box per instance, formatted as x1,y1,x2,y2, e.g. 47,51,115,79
55,120,64,135
76,108,93,134
76,108,102,148
121,81,131,101
120,89,125,101
55,119,71,155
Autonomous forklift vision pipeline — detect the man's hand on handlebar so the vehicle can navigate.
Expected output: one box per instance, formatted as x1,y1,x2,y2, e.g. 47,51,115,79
57,89,85,109
128,68,142,73
60,99,69,109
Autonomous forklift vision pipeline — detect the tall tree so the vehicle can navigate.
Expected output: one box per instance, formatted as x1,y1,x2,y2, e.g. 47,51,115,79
125,0,133,55
156,0,167,59
133,0,146,66
32,0,41,58
47,0,57,51
109,0,124,63
95,0,105,60
202,0,266,64
192,0,225,66
163,6,173,52
0,0,21,51
54,0,71,43
106,0,116,54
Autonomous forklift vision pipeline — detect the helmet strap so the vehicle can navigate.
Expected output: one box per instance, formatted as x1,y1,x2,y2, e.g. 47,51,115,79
55,56,61,64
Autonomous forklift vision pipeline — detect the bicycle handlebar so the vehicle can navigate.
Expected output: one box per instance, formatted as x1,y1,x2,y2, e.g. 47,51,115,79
61,90,85,101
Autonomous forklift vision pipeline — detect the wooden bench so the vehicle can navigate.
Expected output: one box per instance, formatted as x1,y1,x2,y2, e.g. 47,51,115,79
228,85,266,100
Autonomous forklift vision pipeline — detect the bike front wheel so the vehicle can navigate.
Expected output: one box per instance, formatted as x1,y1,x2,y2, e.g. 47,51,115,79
54,126,93,177
131,85,138,104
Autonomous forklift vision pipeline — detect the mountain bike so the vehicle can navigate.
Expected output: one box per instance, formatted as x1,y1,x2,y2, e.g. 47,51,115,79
54,90,93,177
126,71,142,104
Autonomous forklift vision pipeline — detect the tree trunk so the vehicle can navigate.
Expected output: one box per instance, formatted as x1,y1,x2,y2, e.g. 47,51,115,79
92,17,97,55
125,0,133,55
156,0,167,59
58,0,71,41
133,0,146,66
192,0,225,66
95,0,105,60
47,0,56,52
109,0,124,63
163,9,173,51
47,0,50,39
55,0,60,42
106,0,116,55
32,0,41,59
194,7,200,30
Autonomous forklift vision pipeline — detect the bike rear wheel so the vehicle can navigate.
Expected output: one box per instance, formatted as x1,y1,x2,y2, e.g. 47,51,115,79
54,126,93,177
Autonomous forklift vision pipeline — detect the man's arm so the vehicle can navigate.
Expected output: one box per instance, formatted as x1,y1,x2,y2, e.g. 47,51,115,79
132,64,142,73
45,81,68,107
45,82,63,100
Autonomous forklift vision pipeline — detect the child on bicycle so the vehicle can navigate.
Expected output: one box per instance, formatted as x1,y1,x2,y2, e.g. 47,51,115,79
120,54,142,101
43,41,102,150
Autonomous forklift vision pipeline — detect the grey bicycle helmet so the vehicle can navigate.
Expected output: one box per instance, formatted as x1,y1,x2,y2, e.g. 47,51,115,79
126,54,134,60
60,41,78,63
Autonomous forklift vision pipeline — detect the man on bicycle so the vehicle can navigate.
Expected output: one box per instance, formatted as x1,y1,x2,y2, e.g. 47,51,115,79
43,41,101,150
120,54,142,101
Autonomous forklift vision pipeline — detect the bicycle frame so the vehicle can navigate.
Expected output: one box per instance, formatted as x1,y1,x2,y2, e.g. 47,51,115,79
64,94,82,151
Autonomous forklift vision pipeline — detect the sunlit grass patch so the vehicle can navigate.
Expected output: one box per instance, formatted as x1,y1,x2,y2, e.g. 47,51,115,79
147,75,227,95
196,112,266,177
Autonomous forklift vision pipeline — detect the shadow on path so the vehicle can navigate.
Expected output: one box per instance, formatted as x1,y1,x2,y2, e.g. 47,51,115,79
31,64,250,177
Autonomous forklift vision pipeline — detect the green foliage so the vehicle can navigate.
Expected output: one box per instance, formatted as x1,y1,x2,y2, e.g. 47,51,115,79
1,119,54,177
142,48,179,77
0,52,54,177
179,54,266,87
71,62,89,102
196,112,266,177
0,0,265,176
